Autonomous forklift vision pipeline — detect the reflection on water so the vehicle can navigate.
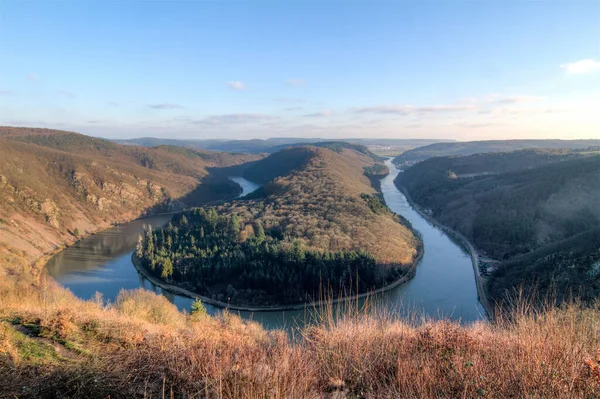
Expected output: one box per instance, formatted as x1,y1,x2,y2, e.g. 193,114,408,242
46,214,174,303
379,160,486,322
47,172,485,330
230,176,261,198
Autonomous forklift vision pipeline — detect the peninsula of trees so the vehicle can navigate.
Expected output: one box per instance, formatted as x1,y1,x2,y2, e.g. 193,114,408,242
137,146,421,306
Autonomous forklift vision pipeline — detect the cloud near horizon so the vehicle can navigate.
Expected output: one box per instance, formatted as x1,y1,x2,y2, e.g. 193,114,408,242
560,59,600,75
488,96,546,104
193,113,276,125
288,78,305,85
354,104,475,115
275,98,306,103
227,81,247,90
303,110,333,117
146,103,184,109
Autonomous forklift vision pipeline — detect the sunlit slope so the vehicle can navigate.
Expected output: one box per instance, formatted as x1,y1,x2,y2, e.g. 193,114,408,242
0,127,260,280
224,145,420,265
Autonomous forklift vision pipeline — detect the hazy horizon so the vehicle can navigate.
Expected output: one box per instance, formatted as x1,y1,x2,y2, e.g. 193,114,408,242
1,1,599,141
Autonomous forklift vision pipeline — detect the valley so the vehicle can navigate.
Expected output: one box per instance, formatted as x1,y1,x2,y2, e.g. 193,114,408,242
1,128,598,397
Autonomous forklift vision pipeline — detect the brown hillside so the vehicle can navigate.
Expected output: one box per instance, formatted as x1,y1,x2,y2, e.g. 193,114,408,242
220,146,419,265
0,127,261,281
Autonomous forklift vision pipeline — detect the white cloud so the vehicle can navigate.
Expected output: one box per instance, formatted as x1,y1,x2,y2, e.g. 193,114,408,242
227,81,247,90
354,104,474,115
288,78,305,86
26,73,40,81
488,96,546,104
560,59,600,75
146,103,184,109
303,110,333,117
275,97,305,103
194,114,276,125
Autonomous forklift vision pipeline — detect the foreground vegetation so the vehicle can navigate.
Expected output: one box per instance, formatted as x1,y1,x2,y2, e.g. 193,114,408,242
396,149,600,305
1,279,599,398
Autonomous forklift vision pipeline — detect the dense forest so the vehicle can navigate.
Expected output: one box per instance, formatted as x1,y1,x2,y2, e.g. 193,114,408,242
137,145,421,306
396,149,600,305
393,139,600,165
137,208,402,305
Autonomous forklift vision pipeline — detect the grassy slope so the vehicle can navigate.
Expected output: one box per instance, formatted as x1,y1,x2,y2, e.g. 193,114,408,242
396,149,600,304
0,127,260,281
393,139,600,164
1,283,598,398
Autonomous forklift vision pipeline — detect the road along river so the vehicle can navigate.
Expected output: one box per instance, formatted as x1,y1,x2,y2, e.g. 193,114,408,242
46,167,486,329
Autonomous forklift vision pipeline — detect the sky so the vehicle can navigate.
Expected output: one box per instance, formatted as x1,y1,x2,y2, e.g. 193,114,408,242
0,0,599,141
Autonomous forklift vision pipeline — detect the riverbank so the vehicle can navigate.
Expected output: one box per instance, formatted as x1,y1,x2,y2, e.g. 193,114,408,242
132,248,423,313
393,181,495,320
39,178,251,280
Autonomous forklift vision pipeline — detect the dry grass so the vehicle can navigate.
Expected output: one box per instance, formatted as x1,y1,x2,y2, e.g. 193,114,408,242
1,274,598,398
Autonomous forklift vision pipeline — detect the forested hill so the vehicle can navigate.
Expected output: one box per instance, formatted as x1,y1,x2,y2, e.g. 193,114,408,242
393,139,600,165
114,136,450,155
138,146,421,306
395,149,600,304
0,127,260,281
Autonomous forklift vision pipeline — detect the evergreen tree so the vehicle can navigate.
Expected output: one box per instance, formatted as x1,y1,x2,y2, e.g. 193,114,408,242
255,221,266,242
161,258,173,280
190,298,207,319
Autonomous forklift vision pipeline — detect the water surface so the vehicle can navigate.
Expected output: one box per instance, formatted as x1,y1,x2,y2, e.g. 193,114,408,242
47,169,485,329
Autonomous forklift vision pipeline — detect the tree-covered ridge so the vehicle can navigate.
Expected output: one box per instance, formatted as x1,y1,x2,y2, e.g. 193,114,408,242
396,149,600,304
393,139,600,164
488,228,600,304
221,146,420,265
137,145,420,306
137,208,402,306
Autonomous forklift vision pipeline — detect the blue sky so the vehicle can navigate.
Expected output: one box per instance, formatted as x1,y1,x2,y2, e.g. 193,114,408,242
1,1,599,140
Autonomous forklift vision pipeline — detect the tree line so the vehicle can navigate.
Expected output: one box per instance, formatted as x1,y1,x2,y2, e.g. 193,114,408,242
137,207,404,306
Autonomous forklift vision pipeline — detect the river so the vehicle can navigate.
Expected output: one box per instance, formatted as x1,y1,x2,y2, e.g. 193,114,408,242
46,165,485,329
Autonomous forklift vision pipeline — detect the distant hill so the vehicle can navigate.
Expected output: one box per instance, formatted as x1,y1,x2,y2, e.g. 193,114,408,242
396,149,600,304
137,145,421,306
0,127,260,279
268,141,385,162
393,139,600,165
113,137,452,156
